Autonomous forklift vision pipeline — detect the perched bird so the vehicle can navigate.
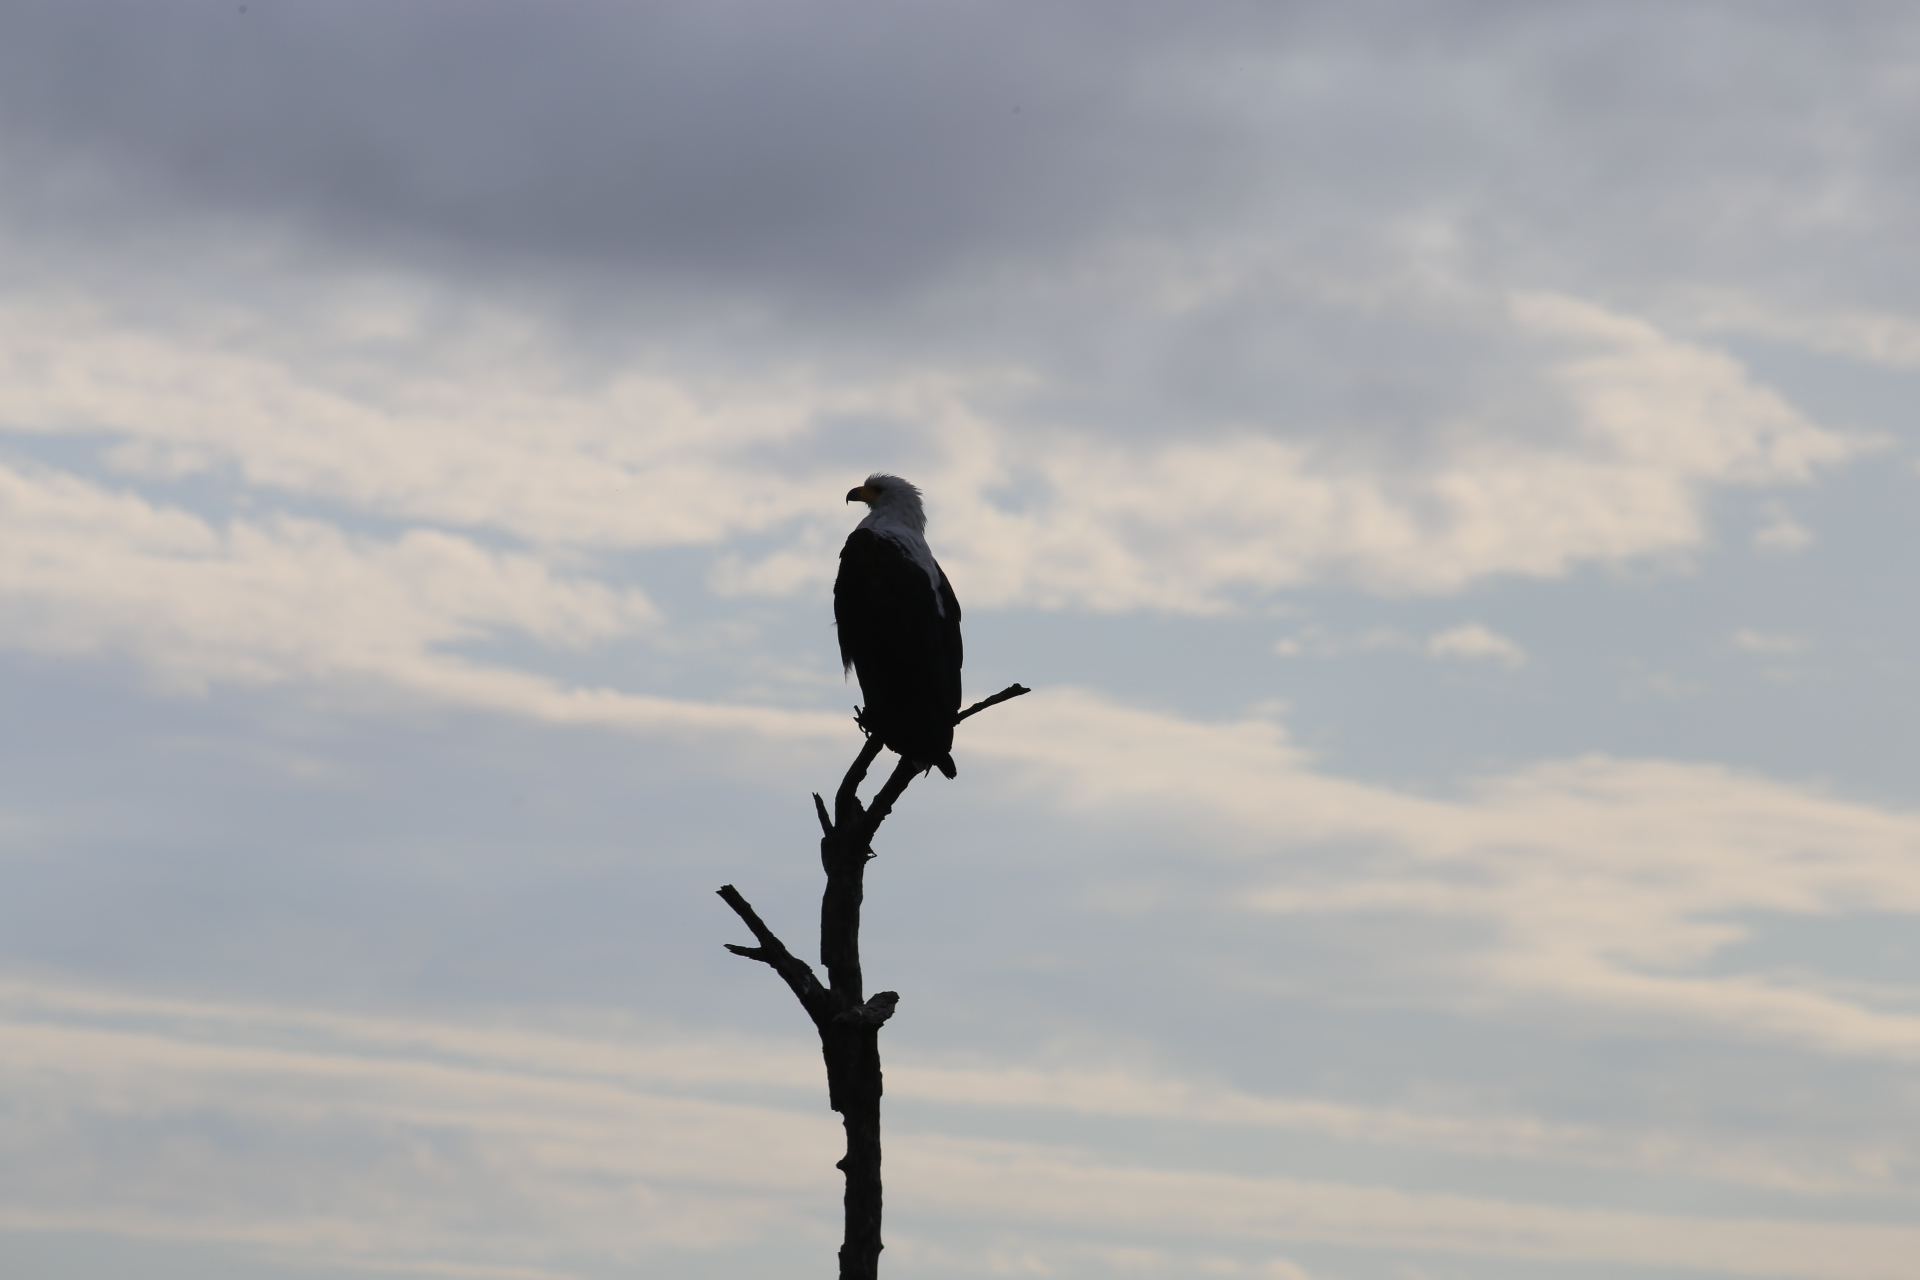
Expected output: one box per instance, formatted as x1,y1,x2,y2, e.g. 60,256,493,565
834,474,963,777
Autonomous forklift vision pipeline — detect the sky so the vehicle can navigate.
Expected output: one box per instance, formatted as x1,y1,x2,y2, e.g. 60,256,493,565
0,2,1917,1278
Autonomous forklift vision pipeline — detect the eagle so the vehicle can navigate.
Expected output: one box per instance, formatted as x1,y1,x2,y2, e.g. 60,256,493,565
835,474,963,778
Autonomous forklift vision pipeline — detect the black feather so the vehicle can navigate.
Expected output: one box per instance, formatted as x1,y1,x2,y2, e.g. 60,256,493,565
834,529,963,777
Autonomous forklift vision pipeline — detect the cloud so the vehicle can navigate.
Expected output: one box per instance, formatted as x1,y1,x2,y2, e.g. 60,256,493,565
1687,297,1920,370
915,287,1859,607
0,457,854,753
0,432,1904,1068
2,976,1915,1280
0,2,1885,631
1512,293,1853,486
0,268,1861,624
0,0,1241,301
1272,623,1528,667
964,690,1920,1059
0,9,1912,1277
0,426,1906,1069
889,1059,1907,1199
0,459,661,691
0,5,1887,627
0,290,856,550
4,2,1919,327
0,1016,840,1269
1426,623,1527,666
893,1135,1920,1280
1754,501,1817,552
1,975,1893,1204
1733,629,1809,656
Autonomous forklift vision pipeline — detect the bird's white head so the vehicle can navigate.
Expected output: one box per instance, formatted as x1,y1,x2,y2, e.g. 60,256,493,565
845,473,927,532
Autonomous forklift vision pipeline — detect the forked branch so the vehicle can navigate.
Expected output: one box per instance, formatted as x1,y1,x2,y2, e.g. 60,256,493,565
716,681,1030,1280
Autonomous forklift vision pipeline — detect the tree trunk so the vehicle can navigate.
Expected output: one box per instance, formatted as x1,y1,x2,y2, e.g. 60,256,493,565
831,1023,884,1280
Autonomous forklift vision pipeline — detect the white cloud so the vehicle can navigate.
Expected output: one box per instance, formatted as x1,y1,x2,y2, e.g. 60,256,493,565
0,270,1866,621
1512,293,1855,485
1272,626,1417,658
1426,623,1527,666
1733,629,1809,656
0,457,864,758
0,1017,840,1269
890,1059,1903,1198
2,977,1915,1280
0,460,660,693
1754,502,1816,552
0,458,866,771
964,690,1920,1059
894,1135,1920,1280
932,287,1860,606
1272,624,1527,667
2,976,1890,1203
1272,627,1337,658
0,292,858,550
1689,296,1920,370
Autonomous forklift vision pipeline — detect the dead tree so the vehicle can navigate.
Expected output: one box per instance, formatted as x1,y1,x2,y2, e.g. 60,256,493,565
718,682,1030,1280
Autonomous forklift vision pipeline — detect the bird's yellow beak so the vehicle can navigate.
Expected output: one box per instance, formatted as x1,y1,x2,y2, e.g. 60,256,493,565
846,485,876,504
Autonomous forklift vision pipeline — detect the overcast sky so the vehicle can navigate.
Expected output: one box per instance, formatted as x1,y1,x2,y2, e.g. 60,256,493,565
1,4,1919,1279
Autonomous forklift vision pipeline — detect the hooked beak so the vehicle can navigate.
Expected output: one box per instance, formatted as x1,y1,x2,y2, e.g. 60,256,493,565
846,485,875,504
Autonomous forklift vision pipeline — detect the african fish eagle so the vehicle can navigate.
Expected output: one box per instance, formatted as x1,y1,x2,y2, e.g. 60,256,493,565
835,474,963,778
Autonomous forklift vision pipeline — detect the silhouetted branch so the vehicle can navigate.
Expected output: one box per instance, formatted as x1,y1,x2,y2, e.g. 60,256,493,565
833,991,899,1027
830,732,887,832
857,754,921,840
717,884,830,1019
956,682,1031,724
718,680,1029,1280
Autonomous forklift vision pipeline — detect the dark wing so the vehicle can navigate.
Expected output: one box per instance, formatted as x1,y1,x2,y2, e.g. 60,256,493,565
934,561,962,712
834,529,963,775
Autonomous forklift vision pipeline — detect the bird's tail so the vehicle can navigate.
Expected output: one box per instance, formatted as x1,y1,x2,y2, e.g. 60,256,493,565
930,753,957,779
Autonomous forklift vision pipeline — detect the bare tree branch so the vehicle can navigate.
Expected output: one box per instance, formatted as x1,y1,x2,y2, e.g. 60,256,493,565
833,730,887,830
855,754,922,842
832,991,899,1027
716,884,830,1019
956,682,1031,724
718,680,1029,1279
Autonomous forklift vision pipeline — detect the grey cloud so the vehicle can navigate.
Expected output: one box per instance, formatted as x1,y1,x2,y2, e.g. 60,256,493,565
2,3,1917,395
0,0,1245,299
5,1,1919,315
